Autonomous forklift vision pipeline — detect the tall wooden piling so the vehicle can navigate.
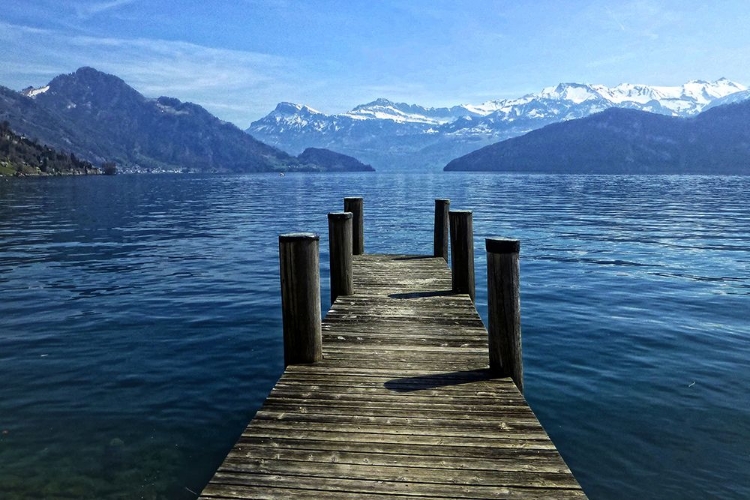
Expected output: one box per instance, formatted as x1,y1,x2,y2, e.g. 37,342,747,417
344,197,364,255
279,233,322,366
449,210,475,302
486,238,523,392
328,212,354,304
434,199,450,260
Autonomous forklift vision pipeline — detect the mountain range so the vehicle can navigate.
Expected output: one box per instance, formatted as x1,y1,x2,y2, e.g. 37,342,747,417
247,79,747,172
444,99,750,175
1,67,373,173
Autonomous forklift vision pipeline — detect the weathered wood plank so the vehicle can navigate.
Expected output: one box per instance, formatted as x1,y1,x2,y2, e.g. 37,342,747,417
234,435,567,461
216,458,582,489
203,472,587,499
228,438,570,470
200,254,586,499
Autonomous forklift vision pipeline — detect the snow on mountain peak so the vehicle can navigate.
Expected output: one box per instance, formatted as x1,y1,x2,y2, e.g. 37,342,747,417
247,77,748,172
346,98,455,125
538,83,602,104
20,85,50,98
257,78,745,131
273,102,323,115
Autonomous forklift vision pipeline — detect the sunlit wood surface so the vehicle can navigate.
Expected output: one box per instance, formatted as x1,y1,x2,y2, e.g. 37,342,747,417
200,255,586,499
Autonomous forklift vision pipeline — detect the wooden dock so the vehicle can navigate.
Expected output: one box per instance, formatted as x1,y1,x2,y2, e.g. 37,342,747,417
199,251,586,499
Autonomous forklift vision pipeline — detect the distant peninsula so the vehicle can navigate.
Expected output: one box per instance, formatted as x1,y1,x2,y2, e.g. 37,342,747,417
297,147,374,172
0,67,373,174
444,100,750,175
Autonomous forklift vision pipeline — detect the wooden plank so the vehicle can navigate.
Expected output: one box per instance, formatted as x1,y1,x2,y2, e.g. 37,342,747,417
228,439,570,471
202,473,587,499
200,254,586,499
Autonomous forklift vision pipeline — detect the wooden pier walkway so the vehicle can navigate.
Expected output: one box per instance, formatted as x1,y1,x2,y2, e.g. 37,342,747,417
200,253,586,499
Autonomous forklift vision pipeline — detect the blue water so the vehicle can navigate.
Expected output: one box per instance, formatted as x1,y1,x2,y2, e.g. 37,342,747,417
0,173,748,499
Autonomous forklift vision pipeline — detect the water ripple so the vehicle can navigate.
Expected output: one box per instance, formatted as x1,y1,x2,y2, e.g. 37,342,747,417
0,173,748,499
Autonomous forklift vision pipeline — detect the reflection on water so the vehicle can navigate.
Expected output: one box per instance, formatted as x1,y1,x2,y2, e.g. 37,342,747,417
0,173,748,499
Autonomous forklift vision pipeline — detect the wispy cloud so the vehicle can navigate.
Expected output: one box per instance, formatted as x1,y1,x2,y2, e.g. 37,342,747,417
592,1,678,40
73,0,138,20
0,21,315,126
604,6,626,31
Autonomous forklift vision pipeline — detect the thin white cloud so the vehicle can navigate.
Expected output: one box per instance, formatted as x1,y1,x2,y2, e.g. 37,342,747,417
0,21,315,126
604,6,626,31
591,1,678,40
73,0,138,19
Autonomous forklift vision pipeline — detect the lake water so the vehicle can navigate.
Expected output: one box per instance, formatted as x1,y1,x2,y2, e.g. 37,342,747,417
0,172,748,499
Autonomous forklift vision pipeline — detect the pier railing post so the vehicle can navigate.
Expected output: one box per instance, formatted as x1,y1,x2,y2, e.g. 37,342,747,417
328,212,354,304
344,197,364,255
449,210,475,303
279,233,322,366
434,199,450,260
486,238,523,393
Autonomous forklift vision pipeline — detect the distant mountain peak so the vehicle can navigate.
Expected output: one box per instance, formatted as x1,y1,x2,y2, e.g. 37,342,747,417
350,98,403,113
2,66,372,173
247,77,748,172
56,67,129,88
272,102,323,116
444,99,750,175
20,85,50,98
367,97,395,106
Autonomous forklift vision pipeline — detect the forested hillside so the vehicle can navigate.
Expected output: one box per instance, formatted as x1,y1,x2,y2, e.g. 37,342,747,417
0,121,99,176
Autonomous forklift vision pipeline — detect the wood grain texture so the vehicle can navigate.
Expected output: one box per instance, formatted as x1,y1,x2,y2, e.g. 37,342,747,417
434,199,450,260
201,254,586,499
487,238,524,392
278,233,322,366
449,211,476,302
343,197,364,255
328,212,354,304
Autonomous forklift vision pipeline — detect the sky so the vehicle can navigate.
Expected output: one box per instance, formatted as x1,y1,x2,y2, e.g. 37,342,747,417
2,0,750,128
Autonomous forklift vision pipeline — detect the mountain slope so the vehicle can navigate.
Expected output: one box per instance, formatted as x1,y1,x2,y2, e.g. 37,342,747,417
3,68,372,173
0,121,98,176
247,79,746,172
297,147,374,172
443,100,750,175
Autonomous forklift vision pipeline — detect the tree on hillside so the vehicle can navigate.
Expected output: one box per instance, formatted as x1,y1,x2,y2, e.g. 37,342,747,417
102,161,117,175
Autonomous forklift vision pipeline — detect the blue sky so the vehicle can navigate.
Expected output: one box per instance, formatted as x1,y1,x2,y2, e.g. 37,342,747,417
2,0,749,127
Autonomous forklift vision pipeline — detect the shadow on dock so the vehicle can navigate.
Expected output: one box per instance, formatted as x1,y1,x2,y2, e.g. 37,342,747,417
392,255,438,261
384,368,493,392
388,290,455,299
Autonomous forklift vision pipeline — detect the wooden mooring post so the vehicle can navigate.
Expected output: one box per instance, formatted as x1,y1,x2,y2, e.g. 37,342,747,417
278,233,322,366
486,238,523,392
343,197,364,255
434,198,450,260
328,211,354,304
449,209,475,302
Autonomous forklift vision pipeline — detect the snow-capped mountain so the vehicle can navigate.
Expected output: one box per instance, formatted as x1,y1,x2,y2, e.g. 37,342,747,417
247,78,746,171
702,89,750,111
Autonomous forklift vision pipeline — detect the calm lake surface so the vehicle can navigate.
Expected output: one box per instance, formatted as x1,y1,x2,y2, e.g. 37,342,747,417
0,172,748,499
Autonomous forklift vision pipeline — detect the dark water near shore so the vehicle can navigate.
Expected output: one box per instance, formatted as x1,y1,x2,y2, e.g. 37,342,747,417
0,172,748,499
